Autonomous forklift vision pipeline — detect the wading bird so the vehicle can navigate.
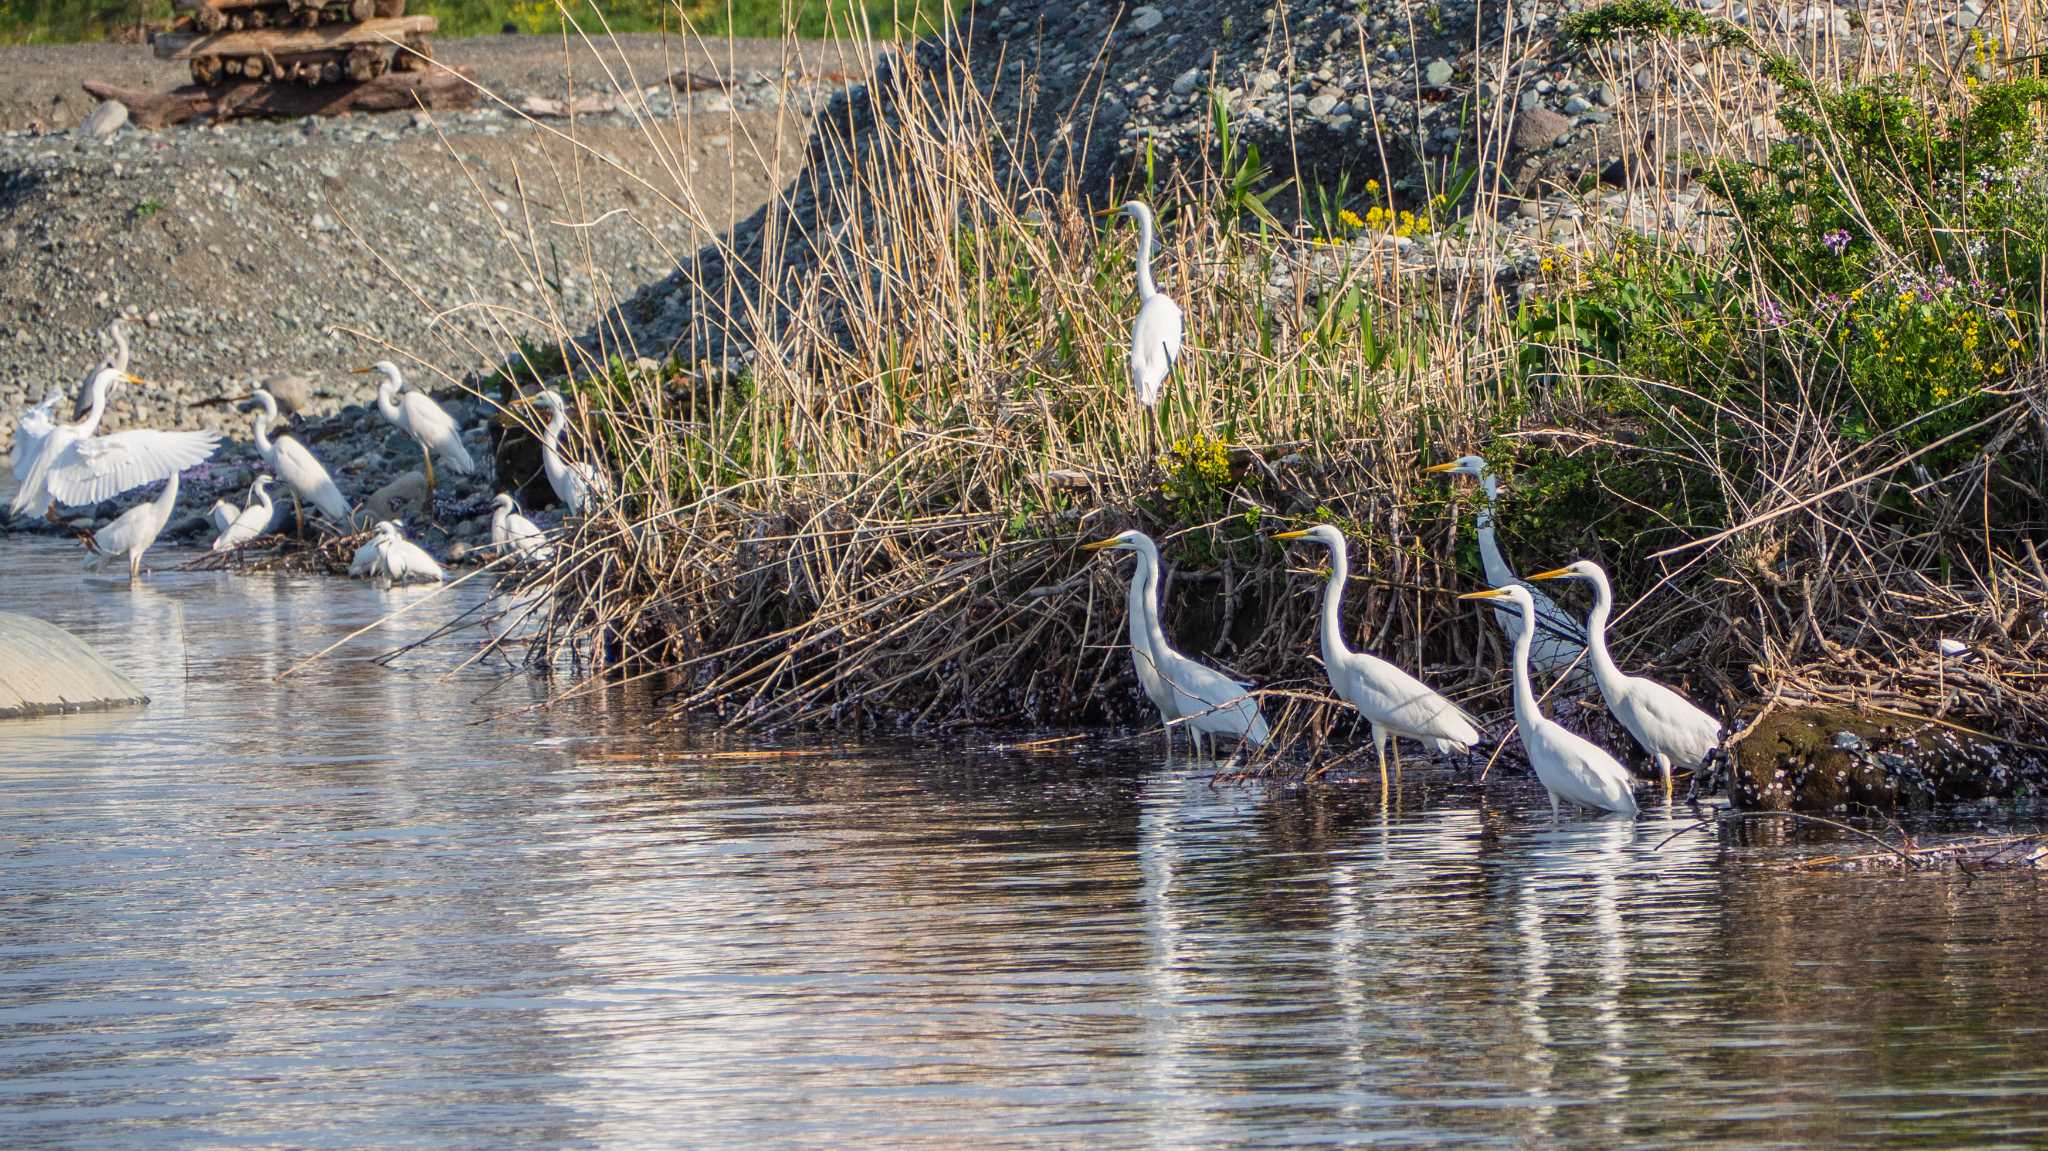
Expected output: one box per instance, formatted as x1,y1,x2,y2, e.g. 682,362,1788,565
349,520,445,586
1426,455,1588,678
489,492,551,563
1082,529,1270,757
212,476,275,552
72,319,130,420
361,361,474,506
246,387,352,533
1460,584,1638,817
10,388,64,486
514,390,608,515
84,467,184,581
1107,200,1182,408
1527,560,1722,798
11,368,219,519
207,496,239,539
1274,525,1480,789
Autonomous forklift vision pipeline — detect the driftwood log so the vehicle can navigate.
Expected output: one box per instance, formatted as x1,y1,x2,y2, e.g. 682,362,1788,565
151,14,434,60
82,67,478,129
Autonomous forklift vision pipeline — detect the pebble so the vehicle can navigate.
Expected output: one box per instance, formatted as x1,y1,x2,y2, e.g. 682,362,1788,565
1424,59,1455,86
1128,4,1165,33
77,100,127,141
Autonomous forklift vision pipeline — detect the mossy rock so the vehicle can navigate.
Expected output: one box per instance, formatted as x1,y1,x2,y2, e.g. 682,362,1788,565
1725,706,2046,812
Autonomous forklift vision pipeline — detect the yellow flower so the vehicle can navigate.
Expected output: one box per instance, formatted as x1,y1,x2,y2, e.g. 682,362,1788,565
2010,338,2023,350
1849,289,1863,301
1365,179,1380,194
1540,257,1556,273
1338,208,1364,230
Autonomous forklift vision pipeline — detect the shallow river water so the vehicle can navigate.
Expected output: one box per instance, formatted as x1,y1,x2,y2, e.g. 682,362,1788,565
3,539,2047,1148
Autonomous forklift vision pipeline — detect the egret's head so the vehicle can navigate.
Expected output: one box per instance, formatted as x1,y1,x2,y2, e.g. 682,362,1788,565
1080,528,1154,555
373,520,402,540
249,475,273,497
244,388,279,419
510,389,566,415
1524,560,1603,585
1425,454,1489,480
354,361,405,390
1272,524,1345,551
1459,584,1533,611
492,492,516,512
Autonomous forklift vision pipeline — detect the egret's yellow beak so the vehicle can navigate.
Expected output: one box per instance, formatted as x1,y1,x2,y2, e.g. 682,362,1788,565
1459,588,1511,601
351,366,374,375
1080,537,1120,551
1272,529,1312,541
509,395,540,409
121,372,146,385
1524,567,1572,582
1423,461,1459,474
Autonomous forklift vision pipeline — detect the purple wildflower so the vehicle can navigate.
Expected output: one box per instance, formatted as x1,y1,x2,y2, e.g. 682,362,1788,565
1758,297,1786,327
1822,229,1851,256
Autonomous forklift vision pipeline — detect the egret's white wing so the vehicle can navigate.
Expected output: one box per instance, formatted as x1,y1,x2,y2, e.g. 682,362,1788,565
8,426,77,515
208,499,239,537
1526,720,1638,814
273,436,353,526
401,392,474,473
214,502,273,551
11,404,57,483
504,511,551,560
1128,294,1183,406
385,537,445,583
93,502,158,557
47,429,219,507
1612,675,1722,768
1335,651,1480,747
1158,650,1266,742
348,536,388,576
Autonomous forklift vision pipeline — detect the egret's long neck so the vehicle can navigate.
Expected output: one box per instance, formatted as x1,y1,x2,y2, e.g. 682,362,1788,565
77,382,109,437
1133,211,1158,302
377,380,404,425
1507,597,1542,733
1318,542,1352,668
544,408,568,465
1475,474,1513,587
252,407,274,458
109,324,129,373
153,471,179,515
253,485,272,512
1583,570,1626,698
1135,547,1172,661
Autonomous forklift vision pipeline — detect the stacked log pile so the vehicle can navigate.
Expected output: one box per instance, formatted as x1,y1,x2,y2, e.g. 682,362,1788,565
155,0,434,88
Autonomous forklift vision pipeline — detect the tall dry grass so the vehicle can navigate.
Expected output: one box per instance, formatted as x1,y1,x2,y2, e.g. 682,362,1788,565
399,0,2048,767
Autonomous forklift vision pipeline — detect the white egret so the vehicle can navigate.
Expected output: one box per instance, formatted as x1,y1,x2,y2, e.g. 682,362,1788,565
72,319,130,420
514,390,609,515
361,361,475,505
212,476,276,552
1108,200,1183,407
11,368,219,519
10,388,64,486
1426,455,1588,678
1274,525,1480,789
246,387,352,532
350,520,444,586
489,492,552,563
1526,561,1722,797
1082,529,1270,757
85,467,184,581
1460,585,1638,817
207,496,240,538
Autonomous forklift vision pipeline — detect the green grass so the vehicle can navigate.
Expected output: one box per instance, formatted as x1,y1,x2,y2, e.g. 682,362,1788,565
0,0,954,44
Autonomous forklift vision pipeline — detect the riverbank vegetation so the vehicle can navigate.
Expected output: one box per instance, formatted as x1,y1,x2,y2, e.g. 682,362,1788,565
455,0,2048,784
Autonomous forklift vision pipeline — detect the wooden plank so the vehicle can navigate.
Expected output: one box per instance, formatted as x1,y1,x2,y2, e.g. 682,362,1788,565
152,15,434,60
84,67,477,128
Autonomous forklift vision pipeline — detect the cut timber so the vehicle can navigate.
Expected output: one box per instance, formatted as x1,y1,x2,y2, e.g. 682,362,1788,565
152,15,434,60
83,67,478,129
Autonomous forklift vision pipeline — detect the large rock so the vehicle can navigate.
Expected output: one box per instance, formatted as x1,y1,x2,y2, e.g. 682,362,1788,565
0,612,147,719
1722,706,2046,812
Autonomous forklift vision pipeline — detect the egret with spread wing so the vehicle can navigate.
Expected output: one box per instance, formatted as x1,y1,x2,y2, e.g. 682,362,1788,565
10,388,63,487
213,476,276,552
489,492,552,563
11,368,219,519
514,390,609,515
85,467,185,581
1274,525,1480,789
1426,455,1588,679
1527,560,1722,798
1082,529,1270,757
1461,585,1638,817
247,387,352,532
362,361,474,506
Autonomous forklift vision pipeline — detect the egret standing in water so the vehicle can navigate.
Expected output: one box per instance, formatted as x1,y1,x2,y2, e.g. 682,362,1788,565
1274,525,1480,790
489,492,551,563
1426,455,1588,678
1460,585,1638,817
1526,561,1722,798
349,520,445,586
246,387,352,533
11,368,219,519
84,467,186,581
207,495,240,539
213,476,276,552
1107,201,1183,410
1082,529,1270,757
361,361,474,507
514,390,609,515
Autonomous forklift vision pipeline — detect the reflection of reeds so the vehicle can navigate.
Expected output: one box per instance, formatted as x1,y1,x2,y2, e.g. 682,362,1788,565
431,4,2048,761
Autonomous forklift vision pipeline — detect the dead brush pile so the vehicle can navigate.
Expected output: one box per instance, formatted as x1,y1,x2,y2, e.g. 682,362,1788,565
470,4,2048,775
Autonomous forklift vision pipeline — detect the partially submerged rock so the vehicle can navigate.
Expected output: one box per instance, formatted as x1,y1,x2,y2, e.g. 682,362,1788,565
1724,706,2045,812
0,612,147,719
